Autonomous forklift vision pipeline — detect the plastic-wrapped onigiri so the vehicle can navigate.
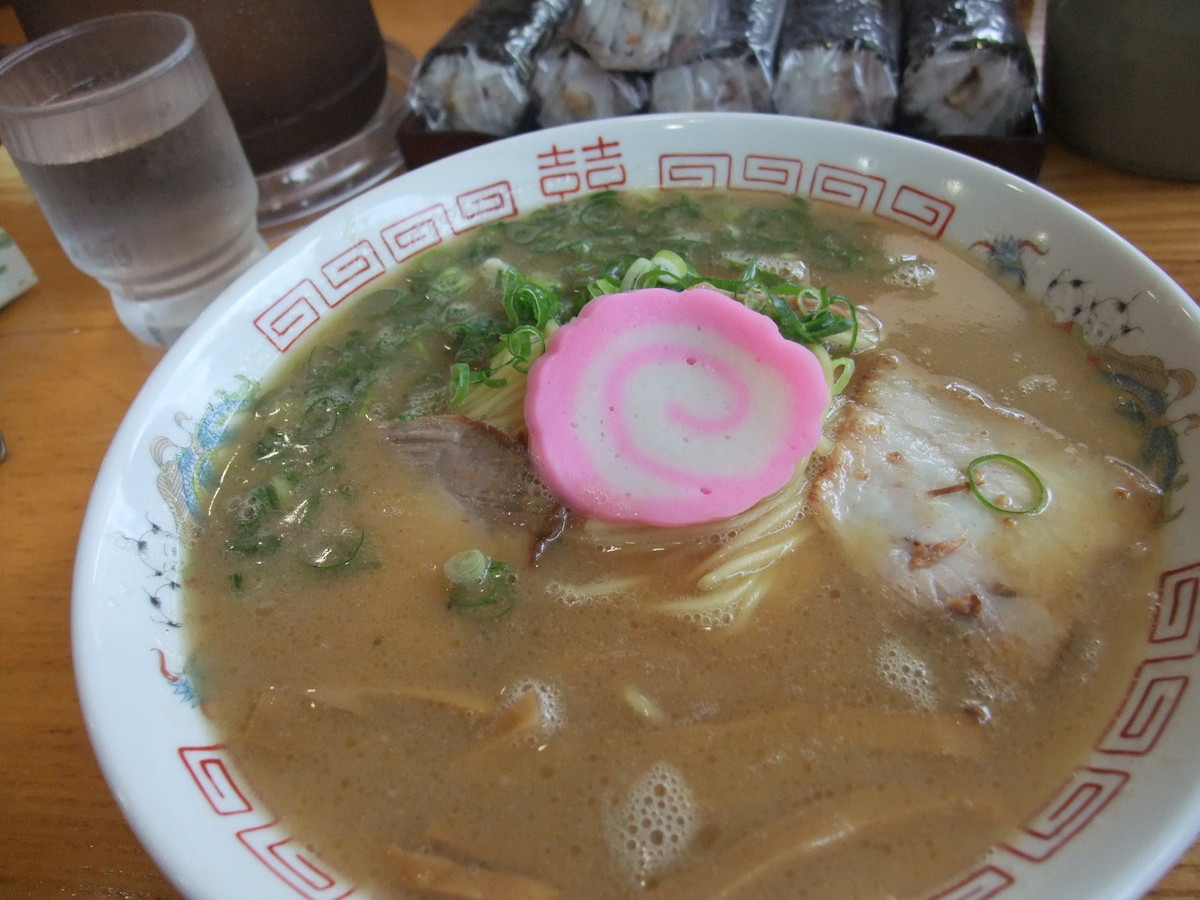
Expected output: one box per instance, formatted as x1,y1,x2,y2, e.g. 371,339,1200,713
568,0,722,71
898,0,1038,137
649,0,787,113
533,42,649,126
411,0,573,135
772,0,902,128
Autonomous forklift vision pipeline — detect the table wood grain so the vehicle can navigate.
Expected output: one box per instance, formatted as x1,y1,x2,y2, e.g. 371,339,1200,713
2,1,1198,897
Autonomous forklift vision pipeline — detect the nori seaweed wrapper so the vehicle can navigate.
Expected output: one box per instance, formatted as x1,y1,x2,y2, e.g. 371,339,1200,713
569,0,723,71
650,0,787,112
410,0,573,135
772,0,902,127
899,0,1038,137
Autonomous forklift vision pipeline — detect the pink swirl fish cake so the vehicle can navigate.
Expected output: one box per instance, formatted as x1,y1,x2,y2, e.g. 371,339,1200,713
525,287,830,526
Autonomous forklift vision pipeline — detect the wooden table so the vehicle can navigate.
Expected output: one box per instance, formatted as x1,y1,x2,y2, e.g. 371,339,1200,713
1,1,1198,897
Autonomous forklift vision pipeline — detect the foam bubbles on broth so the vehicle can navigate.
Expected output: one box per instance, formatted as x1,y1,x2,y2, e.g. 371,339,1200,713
876,636,937,710
884,257,937,290
605,761,699,884
503,678,566,738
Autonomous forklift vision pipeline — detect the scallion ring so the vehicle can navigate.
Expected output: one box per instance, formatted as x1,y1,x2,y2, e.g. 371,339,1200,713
965,453,1049,515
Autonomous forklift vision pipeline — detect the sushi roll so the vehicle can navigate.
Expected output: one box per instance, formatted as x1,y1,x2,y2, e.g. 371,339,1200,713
410,0,574,135
772,0,902,128
898,0,1038,137
649,0,787,112
532,42,650,126
568,0,723,72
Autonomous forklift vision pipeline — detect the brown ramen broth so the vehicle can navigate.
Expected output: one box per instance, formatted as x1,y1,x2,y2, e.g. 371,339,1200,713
184,190,1162,899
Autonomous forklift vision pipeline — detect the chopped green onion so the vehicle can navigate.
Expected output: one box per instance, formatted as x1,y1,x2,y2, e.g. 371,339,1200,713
586,276,621,299
448,362,472,405
445,548,489,583
430,265,474,298
226,531,282,556
298,396,342,441
650,249,690,283
447,360,510,404
503,325,546,374
446,268,561,404
301,525,365,569
252,481,281,511
966,454,1049,515
823,289,860,352
577,190,625,234
500,266,561,330
254,426,290,461
452,250,860,404
584,253,855,350
829,356,856,396
618,256,653,290
444,550,517,620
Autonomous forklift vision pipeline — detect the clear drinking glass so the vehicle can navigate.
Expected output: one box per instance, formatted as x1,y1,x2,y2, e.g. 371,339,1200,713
0,12,269,346
10,0,402,236
11,0,389,175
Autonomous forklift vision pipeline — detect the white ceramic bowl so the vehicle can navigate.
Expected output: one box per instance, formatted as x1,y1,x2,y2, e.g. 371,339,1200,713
74,113,1200,900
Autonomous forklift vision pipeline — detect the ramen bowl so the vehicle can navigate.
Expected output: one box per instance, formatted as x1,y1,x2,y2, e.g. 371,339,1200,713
74,112,1200,899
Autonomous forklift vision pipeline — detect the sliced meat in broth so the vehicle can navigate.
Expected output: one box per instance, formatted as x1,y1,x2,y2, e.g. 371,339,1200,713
384,414,566,559
809,352,1160,681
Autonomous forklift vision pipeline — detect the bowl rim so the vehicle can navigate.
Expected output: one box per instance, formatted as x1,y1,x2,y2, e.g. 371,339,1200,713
73,111,1200,900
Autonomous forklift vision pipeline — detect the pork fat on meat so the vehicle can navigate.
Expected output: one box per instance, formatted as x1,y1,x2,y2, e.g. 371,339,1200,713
385,415,565,558
808,353,1159,682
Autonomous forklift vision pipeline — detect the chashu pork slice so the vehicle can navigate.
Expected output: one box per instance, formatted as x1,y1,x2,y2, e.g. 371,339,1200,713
809,352,1160,681
384,415,567,563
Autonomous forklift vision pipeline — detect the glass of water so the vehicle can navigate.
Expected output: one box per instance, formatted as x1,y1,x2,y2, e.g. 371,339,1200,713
0,12,269,346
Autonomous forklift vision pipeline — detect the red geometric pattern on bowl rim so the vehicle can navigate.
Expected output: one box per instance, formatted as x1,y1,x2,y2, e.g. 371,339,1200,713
928,864,1015,900
1149,561,1200,657
1004,767,1131,863
179,745,252,816
237,820,356,900
249,138,956,356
